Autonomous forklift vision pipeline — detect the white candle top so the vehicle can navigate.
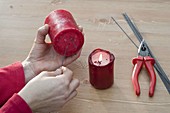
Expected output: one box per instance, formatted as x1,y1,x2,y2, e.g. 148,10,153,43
92,51,110,66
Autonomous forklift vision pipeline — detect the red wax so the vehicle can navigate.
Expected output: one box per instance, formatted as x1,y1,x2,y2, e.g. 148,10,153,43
44,9,84,56
88,48,115,89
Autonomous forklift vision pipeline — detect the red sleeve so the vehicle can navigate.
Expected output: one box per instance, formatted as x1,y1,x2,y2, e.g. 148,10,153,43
0,93,32,113
0,62,25,106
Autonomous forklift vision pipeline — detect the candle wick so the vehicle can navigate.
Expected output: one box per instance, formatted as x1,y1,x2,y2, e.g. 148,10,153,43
94,61,102,65
98,61,102,65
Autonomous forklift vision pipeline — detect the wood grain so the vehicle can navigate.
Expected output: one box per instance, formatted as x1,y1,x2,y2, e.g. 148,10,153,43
0,0,170,113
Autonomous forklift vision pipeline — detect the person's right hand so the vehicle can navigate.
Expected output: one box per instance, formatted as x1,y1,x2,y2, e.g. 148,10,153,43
18,67,80,113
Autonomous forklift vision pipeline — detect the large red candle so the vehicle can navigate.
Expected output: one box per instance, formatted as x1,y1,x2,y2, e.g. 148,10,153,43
88,48,115,89
44,9,84,56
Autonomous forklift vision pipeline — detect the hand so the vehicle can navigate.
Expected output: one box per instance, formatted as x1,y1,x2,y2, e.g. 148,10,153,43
22,25,83,83
18,67,80,113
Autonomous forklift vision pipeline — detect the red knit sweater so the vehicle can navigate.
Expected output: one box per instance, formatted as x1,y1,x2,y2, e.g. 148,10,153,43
0,62,32,113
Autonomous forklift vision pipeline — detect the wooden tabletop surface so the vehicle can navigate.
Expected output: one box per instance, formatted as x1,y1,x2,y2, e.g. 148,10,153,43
0,0,170,113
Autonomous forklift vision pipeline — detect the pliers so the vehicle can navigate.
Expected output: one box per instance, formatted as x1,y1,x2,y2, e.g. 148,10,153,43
132,40,156,97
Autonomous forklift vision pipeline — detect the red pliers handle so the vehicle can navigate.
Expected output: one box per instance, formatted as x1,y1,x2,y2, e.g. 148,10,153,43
132,56,156,97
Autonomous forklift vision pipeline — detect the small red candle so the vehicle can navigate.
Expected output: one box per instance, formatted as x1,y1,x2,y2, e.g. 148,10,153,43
88,48,115,89
44,9,84,56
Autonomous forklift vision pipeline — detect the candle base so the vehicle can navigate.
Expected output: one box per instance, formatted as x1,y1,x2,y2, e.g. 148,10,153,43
90,81,113,90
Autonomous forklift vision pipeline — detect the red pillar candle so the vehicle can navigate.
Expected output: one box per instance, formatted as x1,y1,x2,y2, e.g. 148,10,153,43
44,9,84,56
88,48,115,89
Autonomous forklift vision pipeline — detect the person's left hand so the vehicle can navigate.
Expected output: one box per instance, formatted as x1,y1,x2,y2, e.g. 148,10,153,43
22,25,83,83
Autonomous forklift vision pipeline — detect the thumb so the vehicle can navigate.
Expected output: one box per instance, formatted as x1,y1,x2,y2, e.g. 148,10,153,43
47,68,63,77
53,68,63,76
34,24,49,44
39,68,63,78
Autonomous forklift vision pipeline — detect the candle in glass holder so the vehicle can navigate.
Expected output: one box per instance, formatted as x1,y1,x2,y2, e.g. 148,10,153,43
44,9,84,56
88,48,115,89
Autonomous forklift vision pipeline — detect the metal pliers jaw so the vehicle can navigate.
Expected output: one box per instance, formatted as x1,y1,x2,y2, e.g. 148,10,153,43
132,40,156,97
138,40,150,57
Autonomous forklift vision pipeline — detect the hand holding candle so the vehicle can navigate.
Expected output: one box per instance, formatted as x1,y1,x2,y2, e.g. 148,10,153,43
44,9,84,57
88,48,115,89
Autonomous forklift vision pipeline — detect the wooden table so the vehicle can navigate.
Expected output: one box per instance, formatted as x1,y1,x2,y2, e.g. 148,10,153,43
0,0,170,113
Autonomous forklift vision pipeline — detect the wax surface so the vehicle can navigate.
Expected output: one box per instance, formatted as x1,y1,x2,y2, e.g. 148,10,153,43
92,51,110,66
45,9,84,56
